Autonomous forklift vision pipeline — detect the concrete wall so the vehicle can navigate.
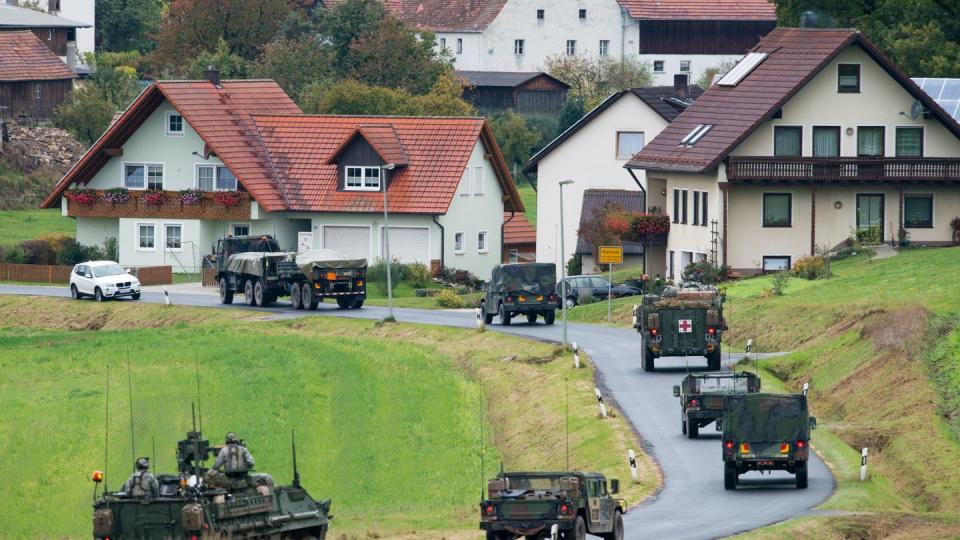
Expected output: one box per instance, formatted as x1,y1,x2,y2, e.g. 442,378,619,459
642,54,741,87
76,217,118,250
536,92,668,268
652,172,720,279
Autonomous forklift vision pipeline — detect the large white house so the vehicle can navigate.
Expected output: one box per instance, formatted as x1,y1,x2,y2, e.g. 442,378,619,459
628,28,960,277
42,75,523,277
383,0,776,86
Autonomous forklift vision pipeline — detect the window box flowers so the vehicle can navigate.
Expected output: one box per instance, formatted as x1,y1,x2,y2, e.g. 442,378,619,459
142,189,168,205
65,189,97,205
627,214,671,239
178,189,204,206
213,190,242,208
101,187,132,205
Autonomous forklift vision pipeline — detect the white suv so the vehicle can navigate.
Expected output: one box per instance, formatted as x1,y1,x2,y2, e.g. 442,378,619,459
70,261,142,301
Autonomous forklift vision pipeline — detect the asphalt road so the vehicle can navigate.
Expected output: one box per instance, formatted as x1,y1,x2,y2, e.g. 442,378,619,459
0,285,834,539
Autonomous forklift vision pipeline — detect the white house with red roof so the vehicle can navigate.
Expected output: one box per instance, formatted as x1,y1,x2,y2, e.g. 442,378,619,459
41,72,523,277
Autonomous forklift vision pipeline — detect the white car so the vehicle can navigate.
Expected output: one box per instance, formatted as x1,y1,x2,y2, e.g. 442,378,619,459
70,261,142,301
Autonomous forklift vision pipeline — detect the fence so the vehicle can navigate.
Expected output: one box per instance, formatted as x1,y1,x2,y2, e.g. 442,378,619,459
202,267,218,287
0,263,173,286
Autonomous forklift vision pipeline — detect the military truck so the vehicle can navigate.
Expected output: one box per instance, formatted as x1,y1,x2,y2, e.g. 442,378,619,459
479,263,559,326
215,235,366,309
92,429,331,539
721,393,817,490
479,471,624,540
633,284,725,372
673,371,761,438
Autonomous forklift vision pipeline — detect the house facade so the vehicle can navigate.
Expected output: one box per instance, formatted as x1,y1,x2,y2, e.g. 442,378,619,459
0,2,92,70
0,30,76,121
42,76,523,277
525,78,701,276
628,28,960,278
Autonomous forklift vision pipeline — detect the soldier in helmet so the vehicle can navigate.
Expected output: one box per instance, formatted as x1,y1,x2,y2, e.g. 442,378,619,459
122,457,159,498
213,432,255,475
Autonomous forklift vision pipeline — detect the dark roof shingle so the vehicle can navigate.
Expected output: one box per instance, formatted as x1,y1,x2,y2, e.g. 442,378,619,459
575,190,646,254
456,71,569,89
0,30,76,82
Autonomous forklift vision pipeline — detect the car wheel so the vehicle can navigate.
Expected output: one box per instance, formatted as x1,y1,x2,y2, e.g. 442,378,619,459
526,313,537,324
290,283,303,310
602,511,624,540
573,515,587,540
796,464,808,489
565,296,577,309
687,419,699,439
71,284,81,300
544,310,556,325
219,278,233,305
724,462,738,490
244,280,255,306
94,287,104,302
498,303,511,326
480,302,494,324
132,292,141,300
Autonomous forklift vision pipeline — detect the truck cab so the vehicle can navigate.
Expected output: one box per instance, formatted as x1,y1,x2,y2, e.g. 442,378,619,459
480,263,559,326
673,371,761,438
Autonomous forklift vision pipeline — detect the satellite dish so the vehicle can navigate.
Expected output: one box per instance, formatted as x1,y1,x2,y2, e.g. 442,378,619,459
910,99,925,120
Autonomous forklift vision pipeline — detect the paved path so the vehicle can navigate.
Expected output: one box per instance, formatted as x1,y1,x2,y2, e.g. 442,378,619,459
870,244,899,260
0,285,834,539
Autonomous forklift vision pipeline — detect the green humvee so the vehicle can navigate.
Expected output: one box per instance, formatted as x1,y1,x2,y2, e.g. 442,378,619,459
673,371,761,438
633,284,725,372
721,393,817,490
480,263,559,326
479,471,624,540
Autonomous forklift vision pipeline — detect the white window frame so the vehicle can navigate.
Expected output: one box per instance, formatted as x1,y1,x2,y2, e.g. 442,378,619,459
123,162,164,190
454,231,465,254
599,40,609,56
837,63,861,93
459,168,471,197
231,223,250,237
566,40,576,56
680,60,691,73
163,222,183,252
136,222,156,252
195,164,237,191
762,256,791,272
477,230,488,253
344,166,381,191
653,60,665,73
514,39,524,55
473,166,484,196
616,131,644,160
165,111,184,136
439,37,446,50
456,38,463,55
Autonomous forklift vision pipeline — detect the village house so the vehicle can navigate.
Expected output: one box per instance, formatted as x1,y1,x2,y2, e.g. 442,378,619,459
457,70,570,115
628,28,960,278
0,30,77,121
502,212,536,263
525,76,702,275
0,2,92,72
40,73,523,277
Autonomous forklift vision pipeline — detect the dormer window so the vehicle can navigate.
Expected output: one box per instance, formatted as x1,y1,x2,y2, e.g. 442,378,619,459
345,166,381,191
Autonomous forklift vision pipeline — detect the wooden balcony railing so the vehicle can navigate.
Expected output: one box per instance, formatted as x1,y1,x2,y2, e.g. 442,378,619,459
727,157,960,184
66,190,251,220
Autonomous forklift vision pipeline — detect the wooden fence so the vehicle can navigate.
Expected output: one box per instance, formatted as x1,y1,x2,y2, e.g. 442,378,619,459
202,267,218,287
0,263,173,286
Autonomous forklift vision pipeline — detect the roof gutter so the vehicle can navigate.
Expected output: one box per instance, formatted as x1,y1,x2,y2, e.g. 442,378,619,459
626,168,646,197
432,215,445,273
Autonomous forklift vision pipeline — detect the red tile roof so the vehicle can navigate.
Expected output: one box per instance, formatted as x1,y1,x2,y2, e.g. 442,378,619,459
253,114,523,214
616,0,776,20
503,212,536,245
380,0,508,32
0,30,76,82
627,28,960,173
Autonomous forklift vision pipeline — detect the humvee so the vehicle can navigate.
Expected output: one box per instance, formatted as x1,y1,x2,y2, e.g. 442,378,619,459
673,371,761,438
721,393,817,490
633,284,725,372
479,471,624,540
480,263,559,326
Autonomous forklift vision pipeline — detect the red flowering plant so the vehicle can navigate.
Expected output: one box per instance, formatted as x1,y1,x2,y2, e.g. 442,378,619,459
178,189,204,206
142,189,167,205
213,191,242,208
626,214,671,239
65,189,97,205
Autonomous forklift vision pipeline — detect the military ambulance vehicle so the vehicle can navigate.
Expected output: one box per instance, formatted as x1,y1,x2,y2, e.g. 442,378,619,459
673,371,761,438
479,471,624,540
721,393,817,490
633,284,725,371
479,263,560,325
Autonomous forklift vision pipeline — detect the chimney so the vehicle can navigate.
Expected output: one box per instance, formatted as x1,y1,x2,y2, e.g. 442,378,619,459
204,66,221,87
66,41,77,69
800,11,819,28
673,74,689,100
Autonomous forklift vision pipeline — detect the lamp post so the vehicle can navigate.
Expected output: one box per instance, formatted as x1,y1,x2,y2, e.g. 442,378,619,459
382,163,396,320
559,179,574,346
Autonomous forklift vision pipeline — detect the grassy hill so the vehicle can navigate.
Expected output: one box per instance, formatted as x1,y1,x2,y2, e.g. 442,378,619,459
0,209,75,247
0,296,656,539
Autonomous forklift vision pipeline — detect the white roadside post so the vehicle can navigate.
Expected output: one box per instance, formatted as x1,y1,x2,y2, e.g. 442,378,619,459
550,524,559,540
595,387,607,418
860,447,869,481
163,286,171,306
628,449,638,482
475,307,485,330
802,382,809,396
572,341,580,369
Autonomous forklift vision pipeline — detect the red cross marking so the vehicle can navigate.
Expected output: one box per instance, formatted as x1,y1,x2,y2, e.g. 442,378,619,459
678,319,693,333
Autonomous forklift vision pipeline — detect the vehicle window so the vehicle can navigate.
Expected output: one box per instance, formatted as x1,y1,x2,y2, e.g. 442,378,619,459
591,277,610,288
504,475,561,490
697,377,751,392
92,264,125,278
587,480,599,497
599,481,607,496
74,265,84,276
574,278,588,288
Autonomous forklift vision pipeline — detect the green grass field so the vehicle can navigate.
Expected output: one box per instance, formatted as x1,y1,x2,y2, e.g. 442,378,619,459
517,182,537,227
0,296,656,539
0,209,75,247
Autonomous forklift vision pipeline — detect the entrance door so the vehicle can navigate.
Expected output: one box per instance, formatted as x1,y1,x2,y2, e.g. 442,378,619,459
856,194,884,243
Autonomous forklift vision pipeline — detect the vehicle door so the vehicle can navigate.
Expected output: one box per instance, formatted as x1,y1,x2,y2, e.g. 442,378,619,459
585,478,610,532
75,265,92,294
598,479,614,532
591,277,611,300
485,268,499,314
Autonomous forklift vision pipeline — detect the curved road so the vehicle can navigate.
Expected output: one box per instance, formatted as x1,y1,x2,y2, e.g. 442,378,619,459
0,285,833,539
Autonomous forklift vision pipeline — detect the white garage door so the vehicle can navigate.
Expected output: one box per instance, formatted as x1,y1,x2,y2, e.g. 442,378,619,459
382,227,429,264
323,226,371,261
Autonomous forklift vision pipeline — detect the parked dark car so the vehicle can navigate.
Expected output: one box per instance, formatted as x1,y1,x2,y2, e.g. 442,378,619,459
557,275,641,308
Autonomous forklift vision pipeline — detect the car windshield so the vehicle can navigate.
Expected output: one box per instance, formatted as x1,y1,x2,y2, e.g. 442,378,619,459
727,396,806,441
696,376,751,393
500,265,556,295
92,264,126,278
504,475,562,491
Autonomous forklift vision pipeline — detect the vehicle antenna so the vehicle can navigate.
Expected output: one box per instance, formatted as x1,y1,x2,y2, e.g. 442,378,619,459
291,429,301,488
126,351,135,472
152,436,157,474
565,376,570,471
103,362,110,491
195,354,203,435
479,381,485,501
191,402,197,432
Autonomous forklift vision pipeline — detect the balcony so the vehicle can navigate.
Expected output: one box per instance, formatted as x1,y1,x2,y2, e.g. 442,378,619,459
727,157,960,184
65,190,251,220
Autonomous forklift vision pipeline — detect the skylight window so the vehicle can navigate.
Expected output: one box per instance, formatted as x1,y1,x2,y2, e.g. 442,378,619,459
680,124,713,146
717,52,768,87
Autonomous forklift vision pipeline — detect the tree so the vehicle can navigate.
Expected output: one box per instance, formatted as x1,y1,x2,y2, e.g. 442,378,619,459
88,54,141,108
53,87,116,145
489,112,540,170
302,74,473,116
96,0,163,53
187,38,249,80
251,37,332,102
697,58,737,89
545,55,652,109
557,96,586,134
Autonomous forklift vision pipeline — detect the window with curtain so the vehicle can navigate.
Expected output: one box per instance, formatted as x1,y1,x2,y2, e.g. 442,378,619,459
857,127,885,156
763,193,792,227
616,131,644,159
903,195,933,228
896,127,923,157
812,127,840,157
838,64,860,93
774,126,802,156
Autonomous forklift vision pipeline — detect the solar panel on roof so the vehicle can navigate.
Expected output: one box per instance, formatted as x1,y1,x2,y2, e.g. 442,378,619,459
717,52,767,87
941,80,960,100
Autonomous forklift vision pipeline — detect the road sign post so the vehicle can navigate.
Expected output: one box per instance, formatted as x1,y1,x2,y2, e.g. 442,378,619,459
598,246,623,322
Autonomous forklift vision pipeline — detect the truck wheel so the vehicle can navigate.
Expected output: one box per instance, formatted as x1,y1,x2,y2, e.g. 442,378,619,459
526,313,537,324
351,298,364,309
573,515,587,540
254,280,266,306
544,310,556,325
602,511,624,540
290,283,303,310
724,462,738,490
707,350,721,370
498,303,511,326
796,464,808,489
219,278,234,304
682,419,687,435
687,419,699,439
336,297,350,309
302,285,318,310
642,348,654,372
244,280,255,306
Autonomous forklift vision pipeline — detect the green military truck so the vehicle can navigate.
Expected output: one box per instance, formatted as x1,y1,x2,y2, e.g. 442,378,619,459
479,471,624,540
215,235,366,309
673,371,761,438
479,263,559,326
633,284,725,372
721,393,817,490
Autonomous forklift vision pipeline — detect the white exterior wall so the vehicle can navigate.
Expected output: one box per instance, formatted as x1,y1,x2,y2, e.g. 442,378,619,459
535,93,668,268
643,54,742,87
38,0,95,60
654,172,720,280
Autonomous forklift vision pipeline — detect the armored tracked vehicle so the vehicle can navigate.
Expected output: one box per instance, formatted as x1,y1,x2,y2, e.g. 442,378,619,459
479,471,624,540
480,263,560,325
633,283,725,372
721,393,817,490
673,371,761,438
91,430,331,539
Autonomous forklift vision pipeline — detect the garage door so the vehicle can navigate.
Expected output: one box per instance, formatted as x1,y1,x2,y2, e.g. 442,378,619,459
323,226,371,261
382,227,429,264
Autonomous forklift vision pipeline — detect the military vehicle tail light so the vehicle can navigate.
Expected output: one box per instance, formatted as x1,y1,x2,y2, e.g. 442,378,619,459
780,443,791,453
92,470,104,482
537,295,543,301
519,295,526,302
707,327,716,335
724,441,734,449
559,503,573,515
739,443,751,453
484,504,496,516
689,399,698,407
357,280,363,287
796,440,806,448
505,296,514,303
650,328,658,336
326,272,338,280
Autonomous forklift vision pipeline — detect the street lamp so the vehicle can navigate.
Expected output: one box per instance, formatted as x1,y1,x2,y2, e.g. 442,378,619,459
382,163,397,320
559,179,574,346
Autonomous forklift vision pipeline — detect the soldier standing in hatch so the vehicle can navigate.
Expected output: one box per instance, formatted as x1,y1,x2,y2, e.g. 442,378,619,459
214,432,255,475
122,457,159,498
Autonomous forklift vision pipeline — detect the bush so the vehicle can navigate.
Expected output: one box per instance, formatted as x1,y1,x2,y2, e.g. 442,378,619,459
682,260,729,285
578,292,597,305
792,255,826,280
53,87,116,146
435,288,466,308
18,239,56,265
404,262,432,288
439,267,481,290
566,254,582,276
3,246,26,263
367,259,404,293
770,270,790,296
